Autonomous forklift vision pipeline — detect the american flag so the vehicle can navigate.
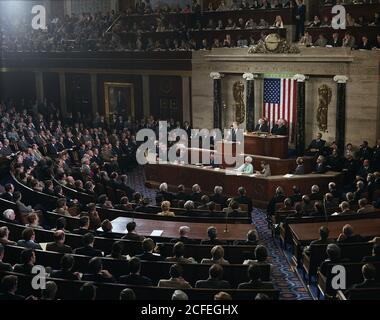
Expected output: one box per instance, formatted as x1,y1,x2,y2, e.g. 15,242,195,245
263,78,297,142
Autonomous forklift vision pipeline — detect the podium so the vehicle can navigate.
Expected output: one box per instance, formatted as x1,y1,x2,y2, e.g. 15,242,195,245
244,133,288,159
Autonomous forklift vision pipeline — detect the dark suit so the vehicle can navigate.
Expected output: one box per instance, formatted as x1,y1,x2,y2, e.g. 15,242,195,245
51,269,80,280
72,228,92,236
0,261,12,272
135,252,164,261
306,139,326,155
254,124,269,132
17,240,42,250
1,192,14,202
46,242,72,254
122,232,144,242
271,125,287,136
209,193,228,208
174,191,189,202
155,191,174,204
0,292,25,300
234,195,253,213
337,235,364,244
329,38,342,47
82,273,116,283
13,263,33,275
74,245,103,257
119,274,153,286
200,239,227,245
195,278,231,289
170,236,197,244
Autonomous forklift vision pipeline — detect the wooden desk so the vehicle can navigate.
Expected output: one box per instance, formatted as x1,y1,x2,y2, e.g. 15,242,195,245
289,218,380,265
244,133,288,159
109,216,254,241
290,218,380,243
144,162,343,208
185,147,314,175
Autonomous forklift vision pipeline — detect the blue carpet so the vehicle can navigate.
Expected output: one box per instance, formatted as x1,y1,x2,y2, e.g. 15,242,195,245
130,165,313,300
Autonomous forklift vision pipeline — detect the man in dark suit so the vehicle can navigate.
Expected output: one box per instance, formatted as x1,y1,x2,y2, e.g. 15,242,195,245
1,183,15,202
51,254,80,280
82,257,116,283
209,186,228,209
122,221,145,242
238,264,275,289
357,141,373,161
309,185,323,201
303,226,333,255
337,224,364,244
234,187,253,213
314,155,327,174
195,264,231,289
174,184,189,202
254,118,269,133
0,244,12,272
73,216,92,236
362,244,380,263
119,257,153,286
135,238,164,261
290,185,302,205
233,229,259,246
329,32,342,47
13,249,35,275
350,264,380,289
155,183,174,204
74,233,103,257
306,133,326,156
201,226,226,245
271,119,288,136
295,0,306,41
0,275,25,300
134,198,155,214
46,137,60,157
170,226,196,244
46,230,72,254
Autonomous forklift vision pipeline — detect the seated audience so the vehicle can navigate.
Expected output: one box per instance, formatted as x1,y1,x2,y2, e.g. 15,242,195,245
119,257,153,286
201,245,230,265
158,264,192,289
166,241,194,263
46,230,72,253
136,238,164,261
73,233,103,257
122,221,145,241
17,228,42,250
201,226,226,245
82,257,115,283
195,264,231,289
51,254,80,280
238,263,275,289
337,224,364,243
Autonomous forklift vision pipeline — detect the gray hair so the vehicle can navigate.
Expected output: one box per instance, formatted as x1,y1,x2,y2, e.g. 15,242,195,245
3,209,14,220
184,200,195,210
311,185,320,193
159,182,168,192
172,290,189,300
192,184,200,193
214,186,223,194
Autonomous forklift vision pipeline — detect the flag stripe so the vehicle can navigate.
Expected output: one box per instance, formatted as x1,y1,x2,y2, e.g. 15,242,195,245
263,78,297,142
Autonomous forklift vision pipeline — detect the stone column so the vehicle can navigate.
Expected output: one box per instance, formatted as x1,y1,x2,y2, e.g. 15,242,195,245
242,73,257,132
210,72,223,130
293,74,307,156
334,75,349,157
35,71,44,103
182,76,191,123
90,73,98,117
59,72,67,117
142,75,150,118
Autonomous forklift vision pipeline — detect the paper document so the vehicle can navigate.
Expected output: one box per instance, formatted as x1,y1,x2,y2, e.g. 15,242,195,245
150,230,163,237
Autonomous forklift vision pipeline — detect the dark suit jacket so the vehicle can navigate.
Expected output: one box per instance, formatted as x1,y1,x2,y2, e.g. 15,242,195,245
195,278,231,289
200,239,227,245
46,242,72,254
51,269,80,280
0,261,13,272
16,240,42,250
254,124,269,132
170,236,197,244
234,195,253,213
337,235,364,244
82,273,116,283
156,191,174,204
174,191,189,202
0,292,25,300
74,245,103,257
13,263,33,275
271,125,287,136
122,232,144,242
135,252,164,261
72,228,92,236
119,274,153,286
1,192,14,202
209,193,228,208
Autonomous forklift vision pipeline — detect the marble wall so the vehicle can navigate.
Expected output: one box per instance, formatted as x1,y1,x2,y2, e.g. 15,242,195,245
191,47,380,147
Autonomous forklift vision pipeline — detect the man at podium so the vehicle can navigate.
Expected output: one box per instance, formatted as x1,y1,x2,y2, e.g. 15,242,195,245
271,119,288,136
254,118,269,133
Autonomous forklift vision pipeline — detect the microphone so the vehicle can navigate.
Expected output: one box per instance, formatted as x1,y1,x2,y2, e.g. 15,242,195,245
323,197,329,227
224,207,231,233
